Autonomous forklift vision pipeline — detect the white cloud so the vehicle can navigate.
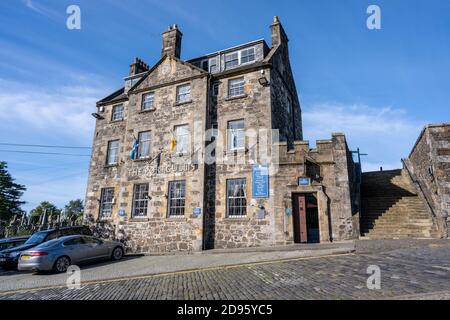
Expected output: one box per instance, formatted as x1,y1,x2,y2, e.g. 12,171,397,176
22,0,62,21
302,103,427,172
0,79,110,142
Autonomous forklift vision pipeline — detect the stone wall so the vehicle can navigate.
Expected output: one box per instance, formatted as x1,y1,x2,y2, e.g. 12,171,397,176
406,123,450,238
85,56,208,253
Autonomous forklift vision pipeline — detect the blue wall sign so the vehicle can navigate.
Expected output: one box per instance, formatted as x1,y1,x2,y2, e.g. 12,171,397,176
298,177,311,186
252,164,269,198
118,209,126,217
193,207,202,216
285,208,293,216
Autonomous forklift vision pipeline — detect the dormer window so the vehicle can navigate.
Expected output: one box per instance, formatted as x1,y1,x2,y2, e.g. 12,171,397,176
209,57,218,73
241,48,255,64
142,92,154,111
225,52,239,70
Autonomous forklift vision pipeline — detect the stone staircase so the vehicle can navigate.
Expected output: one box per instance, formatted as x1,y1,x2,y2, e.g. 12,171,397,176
360,169,438,239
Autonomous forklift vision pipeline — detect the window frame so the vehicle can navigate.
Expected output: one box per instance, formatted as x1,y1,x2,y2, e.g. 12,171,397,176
173,124,190,155
209,57,218,73
227,119,245,151
167,180,186,217
224,52,239,70
132,183,149,217
226,178,247,218
106,140,119,165
99,188,114,218
137,131,151,159
228,77,245,98
141,92,155,111
111,104,124,121
176,84,191,104
240,47,256,65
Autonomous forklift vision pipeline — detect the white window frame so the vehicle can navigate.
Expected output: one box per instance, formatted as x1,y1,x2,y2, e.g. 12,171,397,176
142,92,155,111
174,124,190,155
99,188,114,218
240,47,255,65
132,183,149,217
176,84,191,104
137,131,151,159
209,57,218,73
224,52,239,70
106,140,119,165
167,180,186,217
226,178,247,217
228,119,245,151
228,77,245,97
111,104,124,121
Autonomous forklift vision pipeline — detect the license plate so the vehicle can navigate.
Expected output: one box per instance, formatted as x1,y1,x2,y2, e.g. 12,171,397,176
0,258,5,262
21,256,30,261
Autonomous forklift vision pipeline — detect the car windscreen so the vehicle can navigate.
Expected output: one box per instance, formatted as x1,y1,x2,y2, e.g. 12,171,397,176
24,232,48,245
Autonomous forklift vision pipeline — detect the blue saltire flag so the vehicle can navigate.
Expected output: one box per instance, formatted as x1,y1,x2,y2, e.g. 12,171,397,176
130,138,139,160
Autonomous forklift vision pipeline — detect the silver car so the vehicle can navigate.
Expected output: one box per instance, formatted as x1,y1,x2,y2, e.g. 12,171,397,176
18,235,125,273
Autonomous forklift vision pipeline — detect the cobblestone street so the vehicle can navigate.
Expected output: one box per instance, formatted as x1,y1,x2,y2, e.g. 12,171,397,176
1,241,450,300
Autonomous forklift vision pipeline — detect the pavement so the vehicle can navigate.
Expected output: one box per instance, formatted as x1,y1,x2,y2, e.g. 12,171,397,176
1,239,450,300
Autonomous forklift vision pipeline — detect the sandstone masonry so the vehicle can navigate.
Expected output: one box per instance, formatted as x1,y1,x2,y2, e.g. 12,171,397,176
85,17,360,253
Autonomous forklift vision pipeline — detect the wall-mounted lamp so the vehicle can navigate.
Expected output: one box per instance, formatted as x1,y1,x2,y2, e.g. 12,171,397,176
92,113,104,120
258,76,269,86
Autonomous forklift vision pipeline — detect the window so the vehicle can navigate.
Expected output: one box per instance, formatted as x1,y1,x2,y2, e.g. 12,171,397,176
174,124,190,155
228,77,245,97
142,92,154,111
107,140,119,165
99,188,114,217
209,57,218,73
176,84,191,103
63,237,85,246
138,131,151,159
132,183,149,217
226,179,247,217
168,180,186,217
287,97,292,115
224,52,239,69
228,119,245,151
241,48,255,64
111,104,124,121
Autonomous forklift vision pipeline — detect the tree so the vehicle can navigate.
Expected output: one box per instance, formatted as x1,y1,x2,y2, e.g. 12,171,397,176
64,199,84,222
0,161,26,221
29,201,60,224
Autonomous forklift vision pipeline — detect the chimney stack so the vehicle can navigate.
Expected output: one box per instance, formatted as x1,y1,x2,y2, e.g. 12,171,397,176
129,57,149,76
161,24,182,58
270,16,288,48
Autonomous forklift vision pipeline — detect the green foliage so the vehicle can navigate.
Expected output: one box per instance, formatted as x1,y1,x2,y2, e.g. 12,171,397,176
64,199,84,221
29,201,61,222
0,161,26,221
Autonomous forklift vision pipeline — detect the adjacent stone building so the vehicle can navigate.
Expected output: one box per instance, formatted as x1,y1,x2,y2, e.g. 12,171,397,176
405,123,450,237
84,17,360,253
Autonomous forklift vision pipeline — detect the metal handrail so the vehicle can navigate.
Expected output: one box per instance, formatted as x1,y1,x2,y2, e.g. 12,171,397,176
401,158,437,220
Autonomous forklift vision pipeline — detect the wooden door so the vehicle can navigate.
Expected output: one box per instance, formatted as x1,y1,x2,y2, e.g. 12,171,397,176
292,194,308,243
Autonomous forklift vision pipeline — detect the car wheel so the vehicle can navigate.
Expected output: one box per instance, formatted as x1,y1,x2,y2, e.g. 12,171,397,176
111,247,124,261
53,256,71,273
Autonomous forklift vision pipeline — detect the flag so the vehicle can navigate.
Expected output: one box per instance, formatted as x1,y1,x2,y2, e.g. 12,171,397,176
130,138,139,160
169,137,177,153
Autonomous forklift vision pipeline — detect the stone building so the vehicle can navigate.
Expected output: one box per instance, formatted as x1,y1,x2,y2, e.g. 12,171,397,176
405,123,450,237
85,17,360,253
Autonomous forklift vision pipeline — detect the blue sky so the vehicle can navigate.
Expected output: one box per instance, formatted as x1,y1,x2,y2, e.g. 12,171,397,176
0,0,449,212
